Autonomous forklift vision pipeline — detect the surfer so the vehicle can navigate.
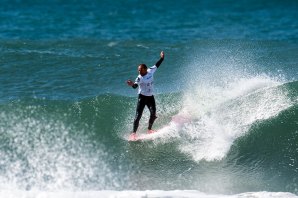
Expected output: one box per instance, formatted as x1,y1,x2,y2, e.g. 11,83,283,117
127,51,165,140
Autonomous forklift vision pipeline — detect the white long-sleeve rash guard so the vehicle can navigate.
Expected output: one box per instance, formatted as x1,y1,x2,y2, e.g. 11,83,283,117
132,57,164,96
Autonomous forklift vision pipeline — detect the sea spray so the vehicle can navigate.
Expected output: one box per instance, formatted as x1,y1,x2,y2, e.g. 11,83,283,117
178,76,292,161
0,101,118,190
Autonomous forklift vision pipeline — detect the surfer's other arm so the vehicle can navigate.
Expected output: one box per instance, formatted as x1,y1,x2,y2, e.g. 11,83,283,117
127,80,138,89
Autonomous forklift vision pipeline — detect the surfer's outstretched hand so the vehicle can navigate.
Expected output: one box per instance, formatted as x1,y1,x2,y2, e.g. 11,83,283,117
127,80,134,86
160,51,164,59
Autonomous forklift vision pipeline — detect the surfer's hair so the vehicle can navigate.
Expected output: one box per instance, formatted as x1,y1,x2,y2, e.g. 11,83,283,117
139,64,147,69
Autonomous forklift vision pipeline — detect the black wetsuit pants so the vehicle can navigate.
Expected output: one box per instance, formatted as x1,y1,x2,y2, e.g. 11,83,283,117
133,94,157,133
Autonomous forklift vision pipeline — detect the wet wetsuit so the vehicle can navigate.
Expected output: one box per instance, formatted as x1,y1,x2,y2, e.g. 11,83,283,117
131,57,164,132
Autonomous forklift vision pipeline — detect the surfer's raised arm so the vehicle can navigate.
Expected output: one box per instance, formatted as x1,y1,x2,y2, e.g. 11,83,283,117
155,51,164,68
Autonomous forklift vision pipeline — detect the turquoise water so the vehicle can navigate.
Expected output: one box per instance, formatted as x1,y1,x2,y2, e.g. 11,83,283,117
0,0,298,197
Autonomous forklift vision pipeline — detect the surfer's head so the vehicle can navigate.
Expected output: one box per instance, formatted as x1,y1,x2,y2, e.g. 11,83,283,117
138,64,147,76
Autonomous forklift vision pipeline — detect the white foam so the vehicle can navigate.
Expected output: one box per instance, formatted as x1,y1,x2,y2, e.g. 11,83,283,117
178,76,292,161
0,190,296,198
183,75,293,161
145,75,292,162
0,108,117,190
107,42,118,47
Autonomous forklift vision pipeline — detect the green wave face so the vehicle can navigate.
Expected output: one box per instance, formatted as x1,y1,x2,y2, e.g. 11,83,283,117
0,81,297,193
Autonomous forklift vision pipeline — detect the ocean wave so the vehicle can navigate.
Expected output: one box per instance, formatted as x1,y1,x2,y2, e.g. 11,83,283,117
0,80,297,192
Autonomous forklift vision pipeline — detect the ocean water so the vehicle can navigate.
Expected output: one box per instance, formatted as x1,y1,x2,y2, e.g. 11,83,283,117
0,0,298,197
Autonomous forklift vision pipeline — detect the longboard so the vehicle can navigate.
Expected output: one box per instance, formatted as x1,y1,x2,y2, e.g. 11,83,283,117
128,114,192,142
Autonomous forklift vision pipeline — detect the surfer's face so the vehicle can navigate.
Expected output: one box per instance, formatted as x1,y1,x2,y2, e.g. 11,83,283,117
138,65,147,76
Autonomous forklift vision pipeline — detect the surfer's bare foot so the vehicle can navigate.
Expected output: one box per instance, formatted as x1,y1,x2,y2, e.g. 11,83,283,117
129,133,137,141
147,130,156,134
